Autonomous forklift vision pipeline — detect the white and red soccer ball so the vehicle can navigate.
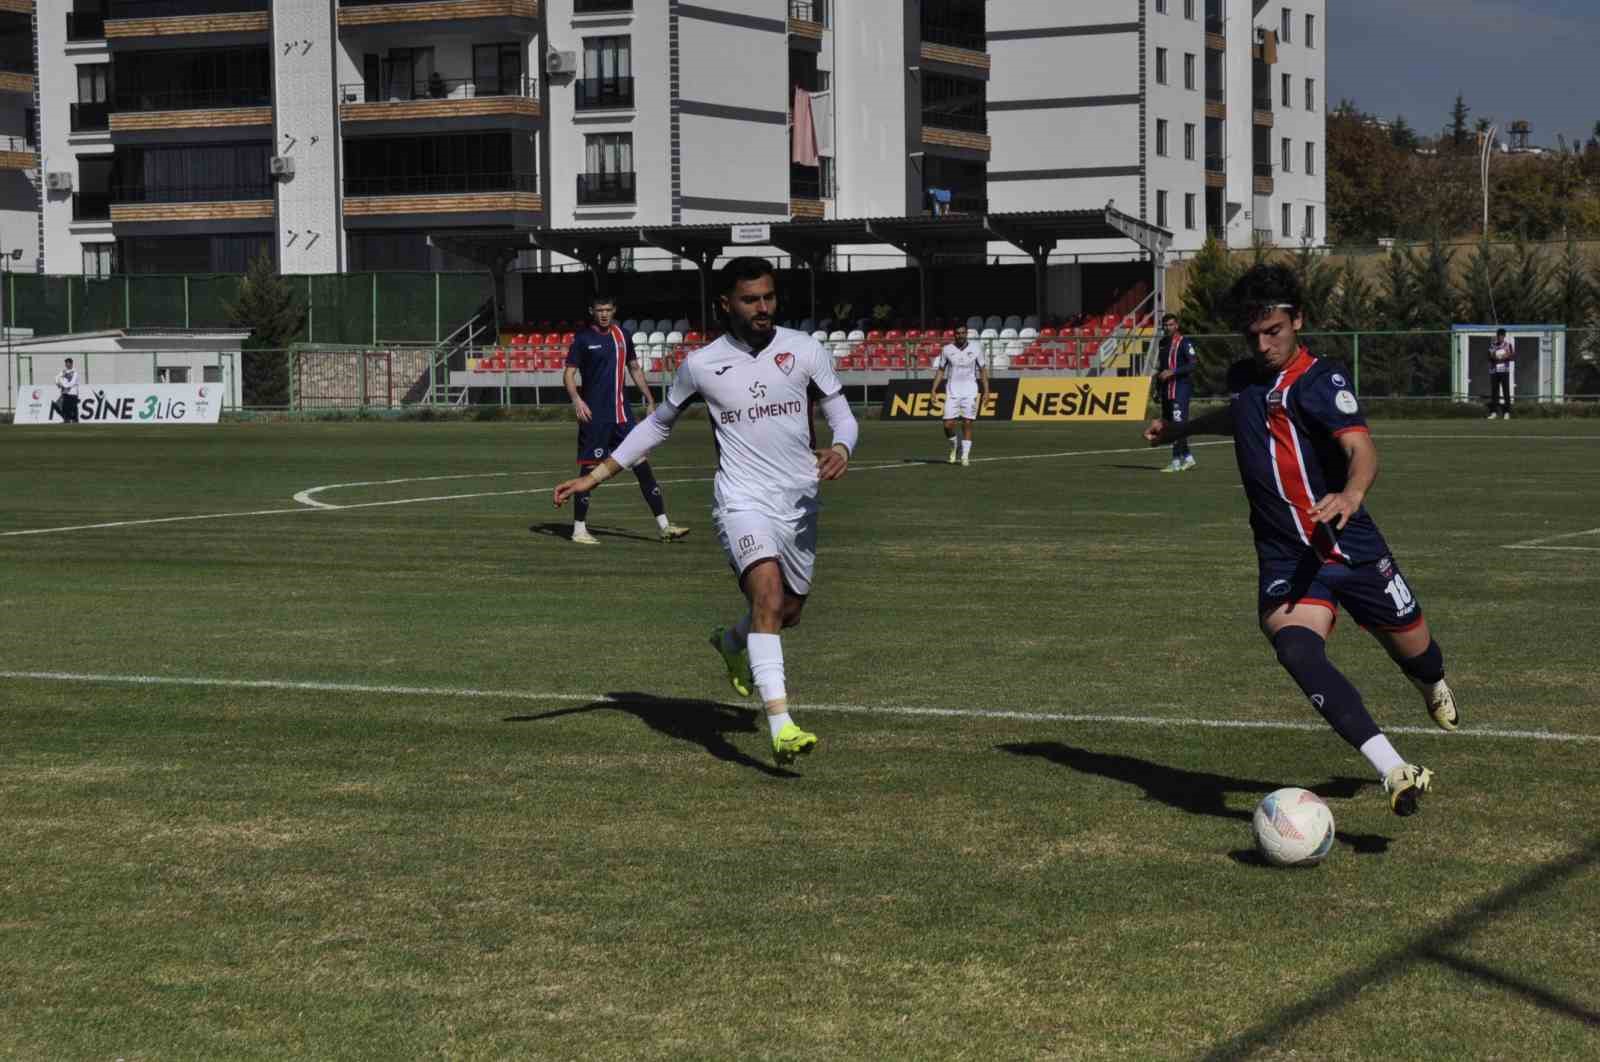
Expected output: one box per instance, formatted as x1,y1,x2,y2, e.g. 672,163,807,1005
1252,787,1335,867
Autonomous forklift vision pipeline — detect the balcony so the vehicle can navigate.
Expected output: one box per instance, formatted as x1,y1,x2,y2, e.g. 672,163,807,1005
71,102,112,132
1253,161,1273,195
340,75,539,124
0,55,32,95
1204,154,1225,188
788,0,826,39
67,11,107,41
107,0,269,14
0,134,37,170
73,193,113,221
926,189,986,216
575,0,630,10
110,85,272,133
104,0,271,41
576,171,635,206
920,21,984,53
343,169,542,219
574,76,634,110
337,0,539,29
1252,95,1274,127
108,182,274,223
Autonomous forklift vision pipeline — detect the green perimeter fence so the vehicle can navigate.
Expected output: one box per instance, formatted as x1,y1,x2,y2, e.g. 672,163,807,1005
2,272,493,348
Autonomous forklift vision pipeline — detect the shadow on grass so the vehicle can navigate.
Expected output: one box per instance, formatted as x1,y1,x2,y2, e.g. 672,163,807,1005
1104,462,1171,472
527,521,657,543
997,741,1391,857
1200,834,1600,1059
505,691,798,778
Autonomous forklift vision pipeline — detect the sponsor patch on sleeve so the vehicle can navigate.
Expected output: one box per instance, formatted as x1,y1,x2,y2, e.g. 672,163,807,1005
1334,389,1359,415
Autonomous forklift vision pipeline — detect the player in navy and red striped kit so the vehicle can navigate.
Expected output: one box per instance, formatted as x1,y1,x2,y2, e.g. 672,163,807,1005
1156,312,1196,472
1144,265,1458,816
562,294,688,545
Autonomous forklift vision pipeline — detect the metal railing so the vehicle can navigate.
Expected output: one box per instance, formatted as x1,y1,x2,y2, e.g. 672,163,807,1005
789,0,828,23
574,76,634,110
1205,85,1224,103
922,108,987,133
344,170,539,197
920,21,985,52
576,171,635,205
0,56,34,76
1253,161,1273,177
70,102,111,133
66,11,106,40
1205,15,1224,34
575,0,633,11
1204,153,1225,173
1253,94,1273,112
107,0,269,15
112,183,273,203
72,193,112,220
791,170,835,200
339,75,536,104
113,86,272,111
0,134,35,153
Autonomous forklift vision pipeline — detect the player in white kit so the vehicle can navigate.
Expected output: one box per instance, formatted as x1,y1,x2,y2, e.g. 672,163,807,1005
553,258,860,765
928,332,989,465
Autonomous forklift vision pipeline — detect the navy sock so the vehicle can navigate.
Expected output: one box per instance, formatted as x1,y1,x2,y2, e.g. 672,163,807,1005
633,462,667,518
574,490,591,523
1395,639,1445,684
1272,626,1381,750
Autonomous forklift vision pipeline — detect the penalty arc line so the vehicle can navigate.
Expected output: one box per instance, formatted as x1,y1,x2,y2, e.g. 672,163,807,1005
4,669,1597,746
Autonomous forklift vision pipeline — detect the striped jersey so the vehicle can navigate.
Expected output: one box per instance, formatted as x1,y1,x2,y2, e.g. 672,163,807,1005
566,324,636,425
1225,348,1390,565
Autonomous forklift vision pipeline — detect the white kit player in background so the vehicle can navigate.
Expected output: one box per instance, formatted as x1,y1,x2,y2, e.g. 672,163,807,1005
928,330,990,466
553,257,859,766
54,357,81,424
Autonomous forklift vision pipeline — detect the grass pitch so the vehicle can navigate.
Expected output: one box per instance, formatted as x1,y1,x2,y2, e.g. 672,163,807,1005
3,416,1599,1060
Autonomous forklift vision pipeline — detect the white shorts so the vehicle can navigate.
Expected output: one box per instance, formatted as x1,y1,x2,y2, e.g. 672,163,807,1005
715,505,819,596
942,394,979,421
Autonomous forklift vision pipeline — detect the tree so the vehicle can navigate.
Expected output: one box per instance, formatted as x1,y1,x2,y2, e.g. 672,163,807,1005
1549,238,1595,332
1175,235,1242,391
1495,237,1554,323
1324,259,1377,333
1288,243,1339,327
1458,237,1507,324
226,251,306,407
1389,114,1418,151
1449,94,1471,152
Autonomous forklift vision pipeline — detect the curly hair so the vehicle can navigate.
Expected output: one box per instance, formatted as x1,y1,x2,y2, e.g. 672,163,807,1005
1225,263,1303,329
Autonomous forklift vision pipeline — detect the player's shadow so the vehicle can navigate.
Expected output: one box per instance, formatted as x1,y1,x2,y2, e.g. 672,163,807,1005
527,521,657,543
505,691,798,778
997,741,1391,858
1105,463,1169,473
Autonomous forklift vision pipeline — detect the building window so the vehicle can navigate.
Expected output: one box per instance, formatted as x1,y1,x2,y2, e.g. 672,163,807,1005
1184,0,1195,18
1281,136,1291,172
1156,190,1168,227
83,243,116,277
1305,141,1315,174
1155,48,1168,85
1184,122,1196,160
1305,77,1315,111
578,36,633,109
1185,192,1196,230
1280,7,1291,43
1155,0,1167,13
1281,73,1290,107
1156,118,1168,156
1281,202,1291,236
1184,53,1195,90
472,42,524,98
156,366,190,384
1305,205,1315,240
580,132,635,204
1305,13,1315,47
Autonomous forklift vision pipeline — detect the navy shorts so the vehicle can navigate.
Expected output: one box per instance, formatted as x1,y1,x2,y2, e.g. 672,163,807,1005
577,419,634,466
1257,551,1425,632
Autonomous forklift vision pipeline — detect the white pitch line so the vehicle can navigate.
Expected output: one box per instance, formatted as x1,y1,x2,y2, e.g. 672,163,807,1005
5,669,1597,745
1502,527,1600,552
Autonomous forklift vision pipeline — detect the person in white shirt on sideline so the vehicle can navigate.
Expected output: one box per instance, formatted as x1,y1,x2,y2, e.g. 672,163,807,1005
553,257,859,766
1487,328,1515,420
54,358,81,423
929,330,990,466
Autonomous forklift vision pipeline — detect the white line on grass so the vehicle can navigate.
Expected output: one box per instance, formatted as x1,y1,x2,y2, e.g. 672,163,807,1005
1502,527,1600,552
5,669,1597,745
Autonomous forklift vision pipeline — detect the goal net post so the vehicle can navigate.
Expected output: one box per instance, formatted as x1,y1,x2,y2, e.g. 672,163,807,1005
1450,325,1566,403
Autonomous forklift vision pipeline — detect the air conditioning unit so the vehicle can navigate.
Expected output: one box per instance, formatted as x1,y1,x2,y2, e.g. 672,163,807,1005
547,50,578,75
45,171,72,192
269,155,294,177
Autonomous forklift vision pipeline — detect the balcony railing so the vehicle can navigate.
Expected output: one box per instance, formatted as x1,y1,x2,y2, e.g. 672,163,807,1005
0,134,36,152
575,0,632,11
790,170,834,200
922,109,986,134
789,0,827,23
1204,153,1225,173
0,56,34,76
107,0,270,16
1253,94,1273,112
344,170,539,197
1253,161,1273,177
576,171,635,205
73,193,113,221
71,102,112,132
112,182,273,203
66,11,107,40
574,76,634,110
1205,15,1224,34
920,21,985,52
112,86,272,111
340,75,536,104
1205,85,1224,103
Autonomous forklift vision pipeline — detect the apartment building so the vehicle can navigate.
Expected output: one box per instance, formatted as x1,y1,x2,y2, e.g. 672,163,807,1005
31,0,1324,280
0,0,37,270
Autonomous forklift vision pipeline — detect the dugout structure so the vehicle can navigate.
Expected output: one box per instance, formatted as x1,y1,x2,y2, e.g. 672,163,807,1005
1451,324,1566,403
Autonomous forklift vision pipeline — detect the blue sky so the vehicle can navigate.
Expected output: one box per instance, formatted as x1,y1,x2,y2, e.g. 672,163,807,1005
1329,0,1600,147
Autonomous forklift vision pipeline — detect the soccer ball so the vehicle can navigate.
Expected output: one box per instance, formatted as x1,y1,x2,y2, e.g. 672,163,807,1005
1251,787,1335,867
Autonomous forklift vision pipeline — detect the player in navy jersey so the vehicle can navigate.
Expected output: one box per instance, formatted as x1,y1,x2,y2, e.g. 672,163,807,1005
1155,313,1196,471
1143,264,1458,816
562,295,688,545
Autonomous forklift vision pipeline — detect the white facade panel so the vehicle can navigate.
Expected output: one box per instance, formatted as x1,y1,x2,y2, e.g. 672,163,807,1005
276,1,341,274
988,175,1140,216
987,0,1134,29
989,107,1139,173
830,6,905,219
988,38,1139,100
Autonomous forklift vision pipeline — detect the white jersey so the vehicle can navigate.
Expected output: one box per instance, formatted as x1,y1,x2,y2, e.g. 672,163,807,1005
936,344,984,398
56,368,79,395
1490,338,1515,374
667,326,843,517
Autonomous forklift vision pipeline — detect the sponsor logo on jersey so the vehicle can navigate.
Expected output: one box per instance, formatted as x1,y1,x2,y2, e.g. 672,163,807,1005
1331,373,1347,387
1377,557,1393,576
1265,578,1291,597
1310,694,1325,708
736,533,760,557
774,351,794,375
1334,390,1359,414
1266,388,1285,409
748,381,767,400
714,365,732,375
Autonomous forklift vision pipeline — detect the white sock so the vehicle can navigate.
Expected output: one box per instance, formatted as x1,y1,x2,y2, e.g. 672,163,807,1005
655,513,670,530
573,519,587,535
1359,734,1405,779
766,710,793,738
960,439,972,457
947,435,957,449
746,632,787,704
722,613,752,653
